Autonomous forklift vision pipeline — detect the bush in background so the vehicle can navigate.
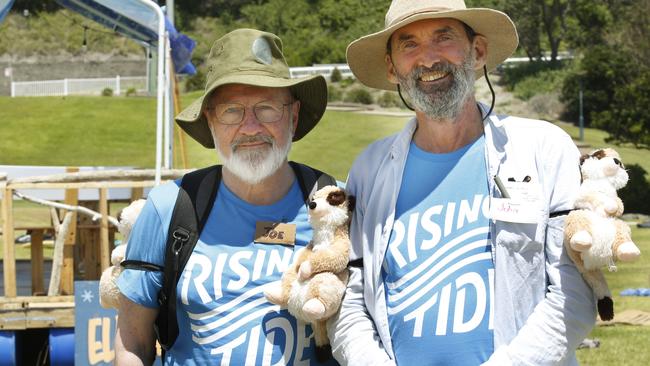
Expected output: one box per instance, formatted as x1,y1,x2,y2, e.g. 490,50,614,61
344,87,373,105
619,164,650,215
528,92,564,121
330,67,342,83
377,91,402,108
328,84,342,102
125,87,137,97
101,88,113,97
184,69,206,92
339,77,355,89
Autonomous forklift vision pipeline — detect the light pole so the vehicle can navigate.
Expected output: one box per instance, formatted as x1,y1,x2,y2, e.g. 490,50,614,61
579,79,584,142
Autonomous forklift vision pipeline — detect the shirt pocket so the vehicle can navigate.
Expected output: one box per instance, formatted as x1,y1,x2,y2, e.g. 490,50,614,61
495,221,545,282
495,221,543,258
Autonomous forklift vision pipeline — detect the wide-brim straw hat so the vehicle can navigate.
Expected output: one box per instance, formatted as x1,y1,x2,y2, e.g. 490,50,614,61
347,0,519,91
176,29,327,148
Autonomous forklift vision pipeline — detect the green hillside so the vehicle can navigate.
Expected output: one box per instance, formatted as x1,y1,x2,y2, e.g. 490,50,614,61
0,94,407,180
1,93,649,182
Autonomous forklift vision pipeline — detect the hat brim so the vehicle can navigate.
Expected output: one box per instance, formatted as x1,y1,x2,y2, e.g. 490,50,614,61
346,8,518,91
175,73,327,148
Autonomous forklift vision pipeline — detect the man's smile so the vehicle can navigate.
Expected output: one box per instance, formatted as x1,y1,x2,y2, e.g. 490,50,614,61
418,70,449,83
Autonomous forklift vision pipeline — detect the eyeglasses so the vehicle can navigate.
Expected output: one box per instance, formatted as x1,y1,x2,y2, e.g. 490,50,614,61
206,100,293,125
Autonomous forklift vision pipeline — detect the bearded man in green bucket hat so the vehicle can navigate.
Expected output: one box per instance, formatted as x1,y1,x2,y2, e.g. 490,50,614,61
114,29,341,365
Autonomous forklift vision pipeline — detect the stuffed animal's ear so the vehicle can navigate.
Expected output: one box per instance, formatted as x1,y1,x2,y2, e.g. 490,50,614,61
579,153,590,166
347,195,356,213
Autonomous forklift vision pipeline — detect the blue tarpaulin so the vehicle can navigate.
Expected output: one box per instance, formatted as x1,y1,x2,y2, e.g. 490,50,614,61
55,0,195,74
0,0,15,24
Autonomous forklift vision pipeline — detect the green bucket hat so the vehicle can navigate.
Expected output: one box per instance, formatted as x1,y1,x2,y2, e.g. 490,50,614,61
176,28,328,148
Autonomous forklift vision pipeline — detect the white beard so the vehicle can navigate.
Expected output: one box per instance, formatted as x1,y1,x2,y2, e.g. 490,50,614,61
216,130,293,185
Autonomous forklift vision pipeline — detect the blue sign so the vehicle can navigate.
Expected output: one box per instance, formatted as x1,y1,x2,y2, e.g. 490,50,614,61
74,281,161,365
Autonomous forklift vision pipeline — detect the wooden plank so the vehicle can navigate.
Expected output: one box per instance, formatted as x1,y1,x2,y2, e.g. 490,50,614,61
131,186,144,201
30,229,45,295
8,169,189,184
0,296,75,330
99,188,110,271
10,180,161,189
2,187,17,297
61,167,79,296
0,309,25,330
0,295,74,305
25,308,75,328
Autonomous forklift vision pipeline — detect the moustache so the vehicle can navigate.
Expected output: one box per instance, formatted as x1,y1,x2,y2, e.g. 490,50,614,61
410,62,457,78
231,135,274,150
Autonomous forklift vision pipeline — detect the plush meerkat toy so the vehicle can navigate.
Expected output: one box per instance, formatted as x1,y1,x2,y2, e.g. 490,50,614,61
99,199,146,309
564,148,641,320
264,185,354,362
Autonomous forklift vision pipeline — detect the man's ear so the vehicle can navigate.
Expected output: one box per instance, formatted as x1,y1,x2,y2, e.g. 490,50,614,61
385,53,399,85
472,34,488,70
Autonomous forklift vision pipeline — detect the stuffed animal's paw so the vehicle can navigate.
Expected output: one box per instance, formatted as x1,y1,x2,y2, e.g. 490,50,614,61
298,261,312,281
99,266,121,309
264,281,285,306
302,298,326,322
111,244,127,266
616,242,641,262
570,230,593,251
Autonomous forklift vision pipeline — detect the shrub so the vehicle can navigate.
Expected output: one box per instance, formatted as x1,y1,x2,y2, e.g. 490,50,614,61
561,45,631,126
125,87,137,97
619,164,650,215
511,68,569,101
528,92,564,121
339,77,355,88
328,84,342,102
344,87,373,105
330,67,342,83
101,88,113,97
377,91,402,108
184,69,206,92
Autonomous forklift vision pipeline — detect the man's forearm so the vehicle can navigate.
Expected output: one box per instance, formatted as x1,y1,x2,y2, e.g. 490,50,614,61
115,294,158,365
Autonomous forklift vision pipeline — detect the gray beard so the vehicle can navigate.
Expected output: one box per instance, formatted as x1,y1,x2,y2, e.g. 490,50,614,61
216,130,293,185
396,52,476,120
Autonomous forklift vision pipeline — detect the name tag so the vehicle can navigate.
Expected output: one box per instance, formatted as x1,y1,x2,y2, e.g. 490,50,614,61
490,198,541,224
254,221,296,246
490,181,543,224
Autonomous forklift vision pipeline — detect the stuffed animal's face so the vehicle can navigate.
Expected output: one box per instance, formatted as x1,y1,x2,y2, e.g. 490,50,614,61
308,186,354,228
580,148,628,190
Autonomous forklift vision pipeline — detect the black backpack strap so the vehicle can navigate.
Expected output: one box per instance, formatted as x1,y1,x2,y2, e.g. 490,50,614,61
289,161,337,205
154,165,222,350
120,260,164,272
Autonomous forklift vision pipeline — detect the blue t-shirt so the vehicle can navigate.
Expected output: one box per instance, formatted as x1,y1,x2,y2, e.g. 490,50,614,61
383,136,494,365
118,179,339,366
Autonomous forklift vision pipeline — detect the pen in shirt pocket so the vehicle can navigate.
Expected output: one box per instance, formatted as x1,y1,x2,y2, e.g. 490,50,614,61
493,175,510,198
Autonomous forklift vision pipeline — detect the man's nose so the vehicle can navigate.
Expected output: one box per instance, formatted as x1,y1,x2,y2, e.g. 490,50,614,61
416,43,441,69
238,109,265,135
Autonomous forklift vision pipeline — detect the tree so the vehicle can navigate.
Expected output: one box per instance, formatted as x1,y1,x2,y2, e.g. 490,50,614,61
540,0,569,63
592,70,650,148
561,45,631,127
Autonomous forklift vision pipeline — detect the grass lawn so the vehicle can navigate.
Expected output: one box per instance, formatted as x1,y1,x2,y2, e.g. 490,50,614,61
576,226,650,365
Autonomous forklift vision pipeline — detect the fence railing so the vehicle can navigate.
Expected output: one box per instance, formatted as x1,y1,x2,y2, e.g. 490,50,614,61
10,54,573,98
10,65,354,97
11,76,147,97
289,64,353,79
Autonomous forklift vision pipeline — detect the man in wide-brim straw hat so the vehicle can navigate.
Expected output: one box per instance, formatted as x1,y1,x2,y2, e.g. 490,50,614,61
329,1,596,365
115,29,342,365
